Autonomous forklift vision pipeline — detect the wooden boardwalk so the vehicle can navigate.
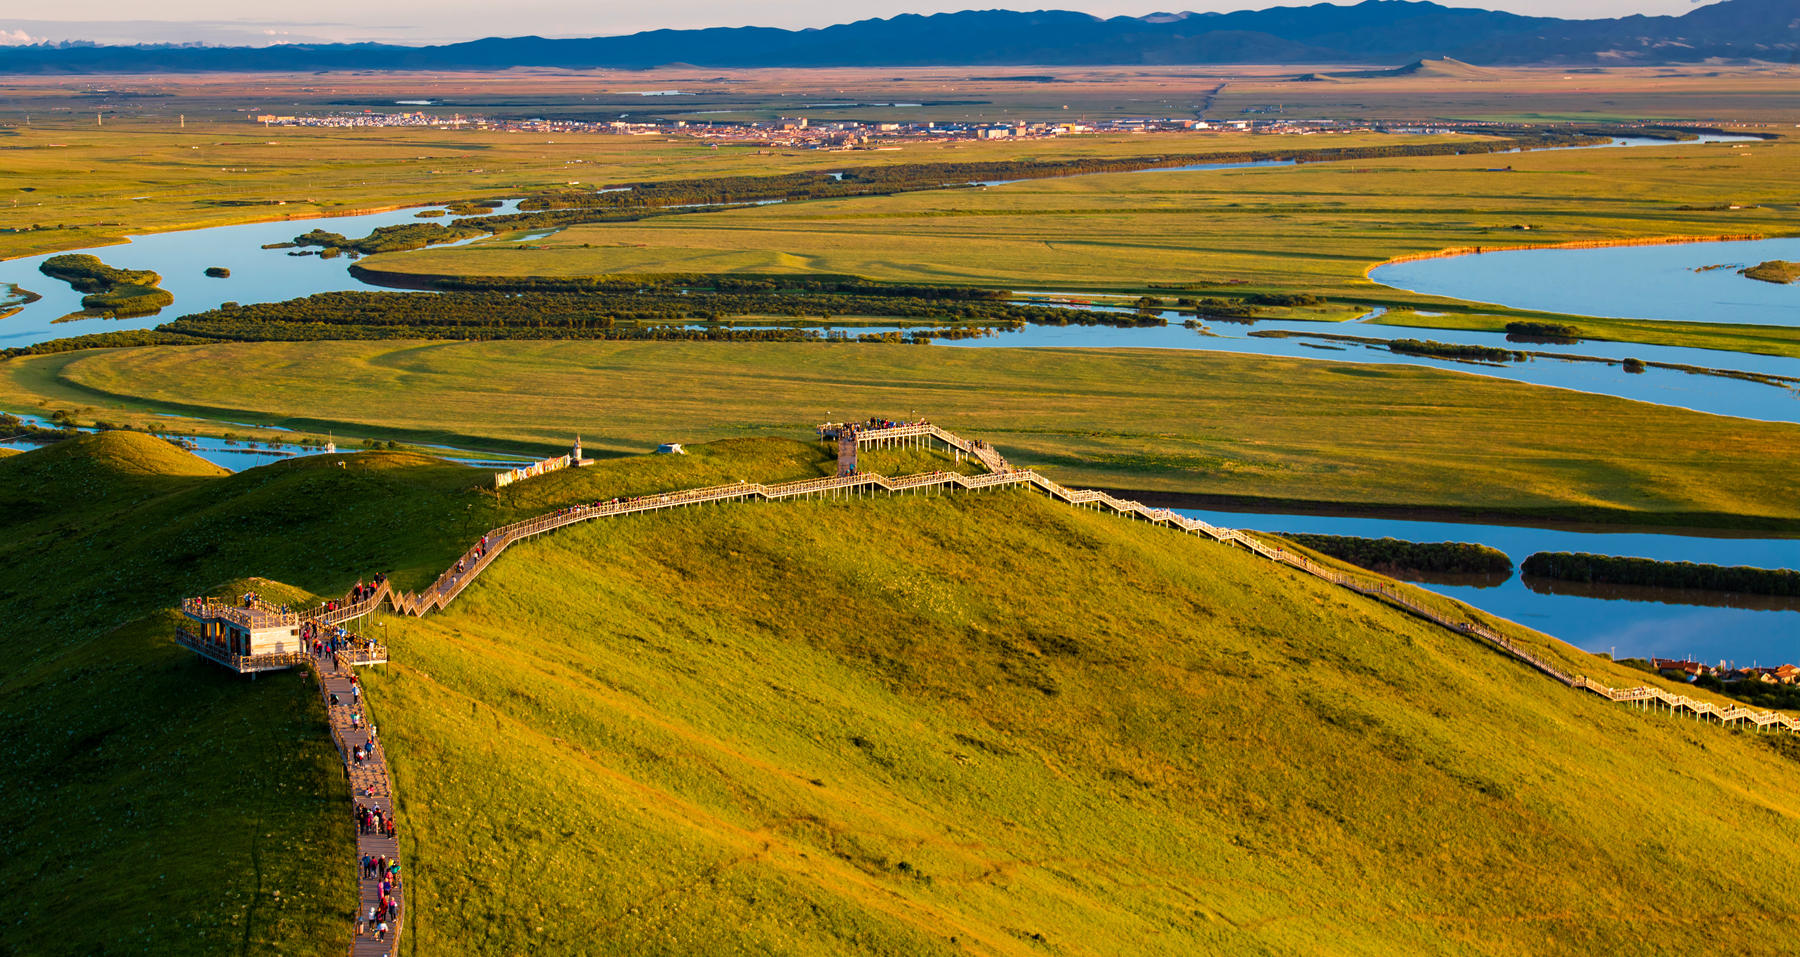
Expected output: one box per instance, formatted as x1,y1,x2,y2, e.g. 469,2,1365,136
312,649,405,957
305,421,1798,736
188,420,1797,952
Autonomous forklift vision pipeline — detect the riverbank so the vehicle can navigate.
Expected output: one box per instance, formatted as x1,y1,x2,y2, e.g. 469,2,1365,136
1364,309,1800,361
1364,232,1771,272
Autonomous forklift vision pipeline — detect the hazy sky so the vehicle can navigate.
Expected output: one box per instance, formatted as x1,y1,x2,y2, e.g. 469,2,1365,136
1,0,1727,46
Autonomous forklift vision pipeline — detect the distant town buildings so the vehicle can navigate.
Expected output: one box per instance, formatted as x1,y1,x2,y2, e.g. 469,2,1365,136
1652,658,1800,684
248,110,1395,147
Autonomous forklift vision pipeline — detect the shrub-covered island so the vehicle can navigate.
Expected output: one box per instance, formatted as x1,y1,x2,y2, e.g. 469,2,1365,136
1283,533,1514,576
37,253,174,318
1742,260,1800,284
1522,551,1800,596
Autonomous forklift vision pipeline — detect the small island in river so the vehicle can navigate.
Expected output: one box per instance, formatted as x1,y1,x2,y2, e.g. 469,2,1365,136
1741,260,1800,284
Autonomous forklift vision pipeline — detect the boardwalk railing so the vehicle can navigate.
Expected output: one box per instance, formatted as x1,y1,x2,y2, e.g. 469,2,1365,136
174,626,312,673
1573,676,1800,731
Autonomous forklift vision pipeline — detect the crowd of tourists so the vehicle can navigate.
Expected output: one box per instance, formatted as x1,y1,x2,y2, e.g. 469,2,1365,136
354,839,402,942
356,800,395,839
316,574,389,615
336,670,402,947
820,416,932,439
304,620,384,663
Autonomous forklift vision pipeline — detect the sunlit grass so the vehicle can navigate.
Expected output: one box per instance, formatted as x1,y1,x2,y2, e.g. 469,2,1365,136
365,487,1800,955
14,340,1799,530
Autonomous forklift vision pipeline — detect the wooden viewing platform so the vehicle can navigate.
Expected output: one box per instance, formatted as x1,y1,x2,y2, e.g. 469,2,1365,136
175,419,1799,952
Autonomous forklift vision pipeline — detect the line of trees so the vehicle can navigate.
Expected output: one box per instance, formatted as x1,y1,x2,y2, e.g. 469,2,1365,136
1287,533,1514,576
290,222,482,256
1504,321,1581,340
165,287,1120,334
1521,551,1800,597
1388,339,1525,362
138,282,1142,344
402,271,1014,301
0,328,208,360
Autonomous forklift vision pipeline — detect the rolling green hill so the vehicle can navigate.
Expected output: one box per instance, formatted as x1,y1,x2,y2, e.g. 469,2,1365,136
4,431,1800,955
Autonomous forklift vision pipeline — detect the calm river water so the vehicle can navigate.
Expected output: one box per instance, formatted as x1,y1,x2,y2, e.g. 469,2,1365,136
1372,237,1800,328
0,201,520,349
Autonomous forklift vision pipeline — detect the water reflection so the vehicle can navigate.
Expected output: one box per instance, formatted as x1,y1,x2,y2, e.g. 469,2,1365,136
1521,576,1800,614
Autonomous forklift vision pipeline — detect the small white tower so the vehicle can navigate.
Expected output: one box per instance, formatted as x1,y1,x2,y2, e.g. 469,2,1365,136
572,434,583,464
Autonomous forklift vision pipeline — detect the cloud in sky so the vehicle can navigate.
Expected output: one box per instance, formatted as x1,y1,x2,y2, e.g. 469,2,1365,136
0,28,43,44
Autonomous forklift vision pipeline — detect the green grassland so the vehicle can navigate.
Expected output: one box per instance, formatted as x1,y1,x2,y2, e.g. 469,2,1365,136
367,464,1800,955
7,429,1800,954
0,119,1442,261
371,135,1800,357
8,340,1799,530
0,429,843,956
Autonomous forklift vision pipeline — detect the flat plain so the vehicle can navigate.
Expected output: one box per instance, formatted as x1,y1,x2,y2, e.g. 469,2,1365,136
8,339,1797,529
368,133,1800,355
0,117,1453,260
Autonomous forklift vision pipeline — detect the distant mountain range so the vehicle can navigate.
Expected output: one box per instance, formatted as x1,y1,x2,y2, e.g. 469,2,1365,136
4,0,1797,73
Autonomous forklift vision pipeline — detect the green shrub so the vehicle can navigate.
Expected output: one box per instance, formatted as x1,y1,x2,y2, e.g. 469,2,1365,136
1521,551,1800,596
1286,533,1513,575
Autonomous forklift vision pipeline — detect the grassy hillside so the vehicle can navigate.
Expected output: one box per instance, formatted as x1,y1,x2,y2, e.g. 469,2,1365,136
0,430,834,955
5,430,1799,954
11,341,1800,530
363,485,1800,955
